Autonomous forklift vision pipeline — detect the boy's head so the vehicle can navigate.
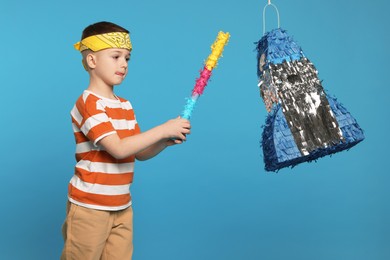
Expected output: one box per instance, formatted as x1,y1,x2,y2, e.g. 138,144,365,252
74,21,132,71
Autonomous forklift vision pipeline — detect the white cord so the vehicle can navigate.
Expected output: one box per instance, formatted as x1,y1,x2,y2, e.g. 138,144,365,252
263,2,280,35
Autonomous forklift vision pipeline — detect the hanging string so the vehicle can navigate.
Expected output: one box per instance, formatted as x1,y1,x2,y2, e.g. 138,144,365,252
263,0,280,35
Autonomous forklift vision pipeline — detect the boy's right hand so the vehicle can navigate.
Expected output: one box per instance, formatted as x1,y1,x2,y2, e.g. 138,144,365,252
160,116,191,142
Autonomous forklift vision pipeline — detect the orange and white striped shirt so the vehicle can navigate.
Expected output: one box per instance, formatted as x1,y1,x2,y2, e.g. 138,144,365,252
68,90,141,211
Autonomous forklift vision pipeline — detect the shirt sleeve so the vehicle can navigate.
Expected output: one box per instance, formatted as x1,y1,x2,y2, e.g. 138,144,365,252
80,97,116,146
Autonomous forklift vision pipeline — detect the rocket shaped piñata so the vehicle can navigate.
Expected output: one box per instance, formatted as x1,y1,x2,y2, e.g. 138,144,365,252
256,28,364,171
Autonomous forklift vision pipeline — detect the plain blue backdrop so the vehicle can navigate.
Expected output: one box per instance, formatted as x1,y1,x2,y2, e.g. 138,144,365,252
1,0,389,259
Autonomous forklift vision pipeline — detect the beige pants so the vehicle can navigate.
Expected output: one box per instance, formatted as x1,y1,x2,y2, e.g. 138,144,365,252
61,202,133,260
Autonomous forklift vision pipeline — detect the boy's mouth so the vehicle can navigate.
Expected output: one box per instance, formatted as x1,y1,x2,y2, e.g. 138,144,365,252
115,72,125,77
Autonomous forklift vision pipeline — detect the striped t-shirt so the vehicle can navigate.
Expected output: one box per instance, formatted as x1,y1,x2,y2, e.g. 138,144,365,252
68,90,140,211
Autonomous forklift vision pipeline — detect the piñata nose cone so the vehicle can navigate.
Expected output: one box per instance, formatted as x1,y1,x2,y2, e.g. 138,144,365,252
256,28,364,172
257,28,303,74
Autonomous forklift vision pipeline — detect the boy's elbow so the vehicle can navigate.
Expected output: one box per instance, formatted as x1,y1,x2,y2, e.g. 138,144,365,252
110,151,130,160
109,147,141,160
105,148,128,160
113,153,128,160
98,135,130,160
135,153,147,161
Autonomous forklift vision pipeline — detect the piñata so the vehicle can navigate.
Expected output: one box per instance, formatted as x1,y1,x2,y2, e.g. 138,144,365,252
257,2,364,171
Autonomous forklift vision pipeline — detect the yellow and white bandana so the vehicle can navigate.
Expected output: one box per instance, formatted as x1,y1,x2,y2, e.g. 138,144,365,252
74,32,132,52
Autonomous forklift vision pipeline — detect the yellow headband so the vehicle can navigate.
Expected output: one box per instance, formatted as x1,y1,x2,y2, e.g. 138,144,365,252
74,32,132,52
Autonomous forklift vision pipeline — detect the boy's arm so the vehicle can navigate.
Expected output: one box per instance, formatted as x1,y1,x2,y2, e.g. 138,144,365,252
98,117,190,160
135,138,183,161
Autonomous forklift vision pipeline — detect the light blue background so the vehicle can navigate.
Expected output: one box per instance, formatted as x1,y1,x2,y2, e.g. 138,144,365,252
1,0,389,259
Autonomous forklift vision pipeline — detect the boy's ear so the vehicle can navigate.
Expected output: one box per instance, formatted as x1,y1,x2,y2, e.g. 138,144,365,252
86,53,97,69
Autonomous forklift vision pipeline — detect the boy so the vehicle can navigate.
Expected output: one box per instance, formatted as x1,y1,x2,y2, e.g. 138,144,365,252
61,21,191,260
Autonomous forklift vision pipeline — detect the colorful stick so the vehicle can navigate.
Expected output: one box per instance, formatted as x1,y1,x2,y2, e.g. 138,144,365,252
181,31,230,120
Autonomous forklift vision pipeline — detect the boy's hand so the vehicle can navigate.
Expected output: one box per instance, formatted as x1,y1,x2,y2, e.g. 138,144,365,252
160,116,191,143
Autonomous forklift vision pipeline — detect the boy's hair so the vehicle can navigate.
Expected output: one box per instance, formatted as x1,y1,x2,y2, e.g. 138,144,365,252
81,21,129,40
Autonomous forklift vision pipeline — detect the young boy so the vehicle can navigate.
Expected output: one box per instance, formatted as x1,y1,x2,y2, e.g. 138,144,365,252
61,21,191,260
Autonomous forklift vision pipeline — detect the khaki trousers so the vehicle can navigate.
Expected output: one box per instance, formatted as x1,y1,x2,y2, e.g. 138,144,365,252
61,202,133,260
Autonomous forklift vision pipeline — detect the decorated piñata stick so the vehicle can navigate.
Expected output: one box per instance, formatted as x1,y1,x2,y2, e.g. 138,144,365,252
181,31,230,120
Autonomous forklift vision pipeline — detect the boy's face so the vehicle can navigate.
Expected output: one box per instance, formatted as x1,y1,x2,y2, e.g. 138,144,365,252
90,48,131,86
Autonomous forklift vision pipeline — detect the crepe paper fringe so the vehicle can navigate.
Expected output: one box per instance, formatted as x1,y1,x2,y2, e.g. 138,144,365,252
261,95,365,172
182,96,198,120
268,57,344,154
256,28,304,77
192,67,212,96
181,31,230,120
205,31,231,71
